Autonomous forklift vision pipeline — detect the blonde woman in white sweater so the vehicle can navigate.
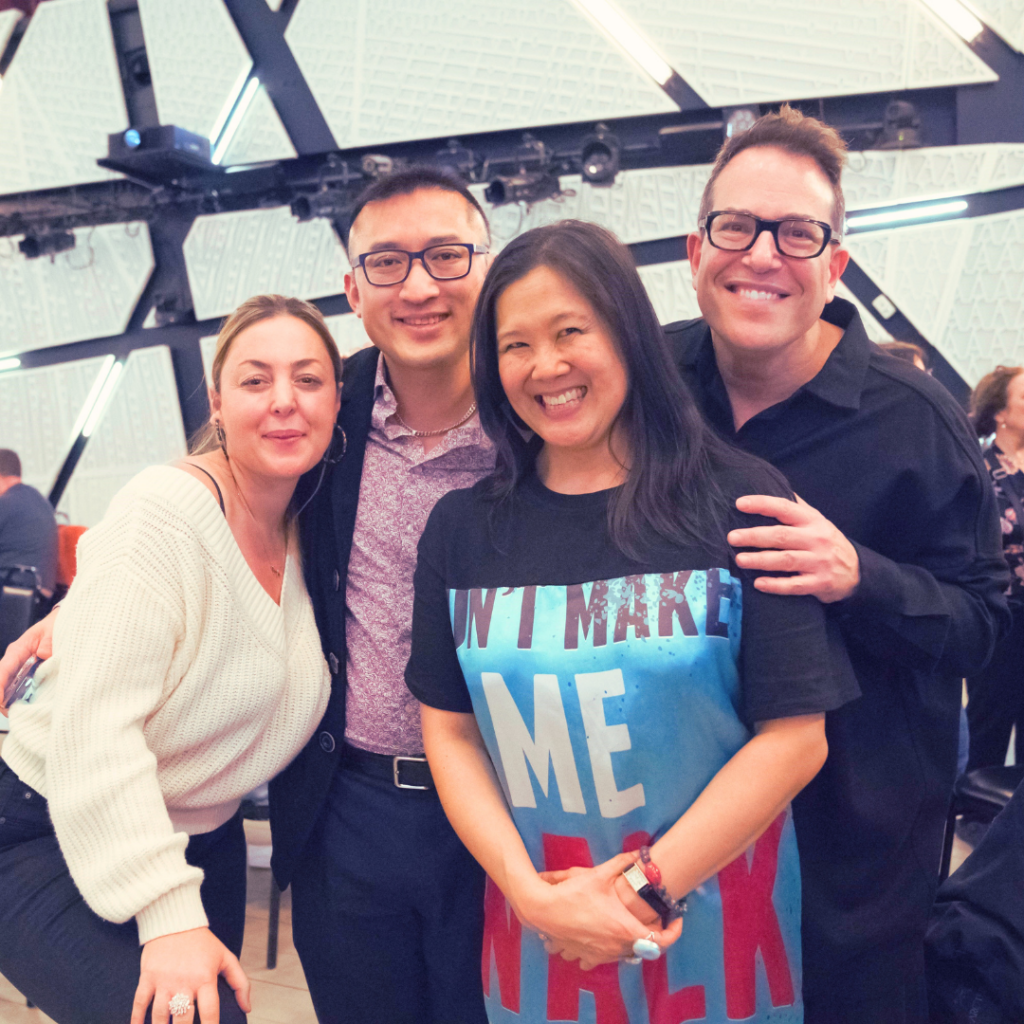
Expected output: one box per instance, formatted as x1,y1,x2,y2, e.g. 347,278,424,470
0,295,341,1024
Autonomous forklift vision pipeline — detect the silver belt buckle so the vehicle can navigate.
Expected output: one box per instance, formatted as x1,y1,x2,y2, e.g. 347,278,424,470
393,755,431,790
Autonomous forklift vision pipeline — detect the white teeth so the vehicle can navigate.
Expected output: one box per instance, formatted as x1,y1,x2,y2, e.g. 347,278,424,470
541,387,585,407
401,315,444,325
735,288,782,301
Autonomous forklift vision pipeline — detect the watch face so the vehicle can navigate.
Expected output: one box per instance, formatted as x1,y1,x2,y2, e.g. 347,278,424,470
623,862,649,892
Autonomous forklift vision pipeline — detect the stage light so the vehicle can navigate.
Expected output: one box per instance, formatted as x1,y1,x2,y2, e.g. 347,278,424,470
920,0,983,43
580,125,620,185
724,107,759,139
876,100,924,149
846,198,968,231
484,172,563,206
212,77,260,166
570,0,673,86
123,128,141,149
18,230,75,260
0,357,21,374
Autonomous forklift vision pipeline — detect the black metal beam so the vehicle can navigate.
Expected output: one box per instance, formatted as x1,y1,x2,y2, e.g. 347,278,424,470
958,26,1024,145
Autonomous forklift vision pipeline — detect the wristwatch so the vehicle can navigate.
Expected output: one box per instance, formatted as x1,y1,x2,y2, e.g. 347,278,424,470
621,862,673,928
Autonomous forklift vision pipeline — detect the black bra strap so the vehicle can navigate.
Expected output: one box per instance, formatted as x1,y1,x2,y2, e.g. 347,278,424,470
184,463,225,515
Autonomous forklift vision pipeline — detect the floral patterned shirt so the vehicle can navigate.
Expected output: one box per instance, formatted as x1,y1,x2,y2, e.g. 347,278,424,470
985,443,1024,601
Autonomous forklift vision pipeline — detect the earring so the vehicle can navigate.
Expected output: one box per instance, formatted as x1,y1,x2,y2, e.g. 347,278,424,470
323,424,347,465
215,420,227,456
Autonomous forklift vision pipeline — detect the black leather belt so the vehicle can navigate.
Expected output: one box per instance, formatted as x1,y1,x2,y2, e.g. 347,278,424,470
340,743,434,790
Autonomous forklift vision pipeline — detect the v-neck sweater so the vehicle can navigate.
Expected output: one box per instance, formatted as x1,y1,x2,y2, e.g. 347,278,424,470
2,466,330,943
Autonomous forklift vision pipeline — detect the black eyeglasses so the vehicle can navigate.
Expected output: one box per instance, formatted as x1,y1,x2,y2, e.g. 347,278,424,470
704,211,839,259
356,243,488,286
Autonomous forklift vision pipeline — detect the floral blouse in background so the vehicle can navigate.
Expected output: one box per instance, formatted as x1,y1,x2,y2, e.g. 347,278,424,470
986,443,1024,601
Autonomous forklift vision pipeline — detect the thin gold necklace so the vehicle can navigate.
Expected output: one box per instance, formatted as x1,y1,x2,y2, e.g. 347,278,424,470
227,465,286,579
393,401,477,437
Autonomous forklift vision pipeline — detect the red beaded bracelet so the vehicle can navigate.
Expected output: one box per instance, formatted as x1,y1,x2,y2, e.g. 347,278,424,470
638,845,687,919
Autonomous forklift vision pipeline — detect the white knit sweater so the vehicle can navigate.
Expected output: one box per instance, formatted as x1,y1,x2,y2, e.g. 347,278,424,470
3,465,330,944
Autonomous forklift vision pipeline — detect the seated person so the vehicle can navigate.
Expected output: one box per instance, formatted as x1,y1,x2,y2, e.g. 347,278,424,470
0,448,58,597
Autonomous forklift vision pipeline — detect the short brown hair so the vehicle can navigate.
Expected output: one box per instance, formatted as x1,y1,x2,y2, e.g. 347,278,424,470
972,365,1024,437
698,104,848,232
879,341,928,368
191,294,343,454
0,449,21,477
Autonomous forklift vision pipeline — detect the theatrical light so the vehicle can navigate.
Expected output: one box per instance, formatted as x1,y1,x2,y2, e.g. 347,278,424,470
845,198,968,231
920,0,984,43
580,125,620,185
18,229,75,260
724,106,759,139
82,359,124,438
0,357,21,373
67,355,115,447
212,76,260,166
570,0,674,86
123,128,142,149
484,172,563,206
876,100,924,150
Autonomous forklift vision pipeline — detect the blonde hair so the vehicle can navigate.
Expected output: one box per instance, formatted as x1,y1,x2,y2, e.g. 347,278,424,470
192,294,343,454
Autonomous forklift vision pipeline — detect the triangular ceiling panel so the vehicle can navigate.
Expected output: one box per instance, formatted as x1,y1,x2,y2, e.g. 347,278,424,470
971,0,1024,53
286,0,676,151
138,0,252,142
615,0,995,107
221,85,297,166
0,0,126,193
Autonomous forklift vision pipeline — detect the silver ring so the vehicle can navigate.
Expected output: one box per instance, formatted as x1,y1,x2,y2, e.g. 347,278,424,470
168,992,192,1017
537,932,550,942
631,933,661,961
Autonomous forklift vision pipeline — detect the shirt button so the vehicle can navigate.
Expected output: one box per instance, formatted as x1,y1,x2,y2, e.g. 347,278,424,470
319,731,336,753
333,570,341,592
328,652,340,674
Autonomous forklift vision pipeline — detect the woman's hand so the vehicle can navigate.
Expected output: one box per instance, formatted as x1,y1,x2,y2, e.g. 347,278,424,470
527,852,682,970
131,927,251,1024
0,608,57,713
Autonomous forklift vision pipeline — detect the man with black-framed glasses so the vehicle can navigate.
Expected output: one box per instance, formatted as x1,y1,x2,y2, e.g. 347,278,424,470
666,106,1008,1023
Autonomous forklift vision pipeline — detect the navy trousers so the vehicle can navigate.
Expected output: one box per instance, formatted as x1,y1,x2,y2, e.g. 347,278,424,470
0,759,248,1024
290,760,488,1024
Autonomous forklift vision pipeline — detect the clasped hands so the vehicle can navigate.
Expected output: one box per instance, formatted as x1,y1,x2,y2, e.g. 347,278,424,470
728,494,860,604
523,852,682,971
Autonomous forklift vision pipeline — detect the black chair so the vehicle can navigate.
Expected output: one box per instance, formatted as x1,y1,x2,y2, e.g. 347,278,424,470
240,796,284,969
939,764,1024,882
0,564,41,658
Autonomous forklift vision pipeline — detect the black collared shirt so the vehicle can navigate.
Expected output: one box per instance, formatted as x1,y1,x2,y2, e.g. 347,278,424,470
665,298,1010,1000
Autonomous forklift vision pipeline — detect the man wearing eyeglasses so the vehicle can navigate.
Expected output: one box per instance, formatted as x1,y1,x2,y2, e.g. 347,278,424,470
269,169,495,1024
667,106,1008,1023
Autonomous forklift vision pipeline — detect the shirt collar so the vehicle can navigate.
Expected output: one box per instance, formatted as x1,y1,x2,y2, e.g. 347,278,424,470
682,296,871,415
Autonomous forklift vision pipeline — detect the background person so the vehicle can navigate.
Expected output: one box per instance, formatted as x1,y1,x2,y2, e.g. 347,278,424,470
965,365,1024,772
0,448,58,599
408,221,858,1022
879,340,929,372
0,295,339,1024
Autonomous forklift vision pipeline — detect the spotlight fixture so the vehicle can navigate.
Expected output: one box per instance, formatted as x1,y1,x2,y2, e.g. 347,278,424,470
361,153,394,178
484,172,563,206
435,139,477,179
876,100,924,150
18,229,75,260
723,106,759,139
579,125,620,185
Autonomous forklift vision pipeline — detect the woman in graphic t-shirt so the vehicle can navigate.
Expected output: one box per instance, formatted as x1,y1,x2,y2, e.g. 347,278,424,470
406,221,857,1023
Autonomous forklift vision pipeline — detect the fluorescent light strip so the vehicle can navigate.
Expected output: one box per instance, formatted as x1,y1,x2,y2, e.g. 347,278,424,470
920,0,984,43
570,0,674,86
846,199,969,230
66,355,115,447
212,77,260,166
82,359,124,438
209,65,252,146
0,356,21,373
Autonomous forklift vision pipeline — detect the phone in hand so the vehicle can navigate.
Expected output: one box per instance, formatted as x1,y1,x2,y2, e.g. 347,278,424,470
3,655,42,709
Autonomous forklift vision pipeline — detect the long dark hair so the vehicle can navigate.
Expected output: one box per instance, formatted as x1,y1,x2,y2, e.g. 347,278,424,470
472,219,772,558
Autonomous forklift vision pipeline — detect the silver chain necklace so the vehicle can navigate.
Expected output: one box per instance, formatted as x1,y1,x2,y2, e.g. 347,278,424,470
394,402,477,437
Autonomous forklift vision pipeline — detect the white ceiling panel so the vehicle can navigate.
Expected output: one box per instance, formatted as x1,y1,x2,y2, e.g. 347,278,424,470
0,355,109,496
0,0,127,194
615,0,996,107
138,0,252,143
286,0,676,151
971,0,1024,53
846,210,1024,385
637,260,702,325
221,84,296,166
183,206,349,321
844,144,1024,209
57,345,186,528
473,164,712,252
834,281,895,343
325,312,373,359
0,222,154,358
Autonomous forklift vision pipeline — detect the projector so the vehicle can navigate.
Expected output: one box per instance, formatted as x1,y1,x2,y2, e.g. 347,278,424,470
98,125,215,181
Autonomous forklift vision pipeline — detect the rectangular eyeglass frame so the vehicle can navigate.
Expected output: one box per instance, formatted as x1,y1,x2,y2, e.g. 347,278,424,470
356,243,488,286
704,211,839,259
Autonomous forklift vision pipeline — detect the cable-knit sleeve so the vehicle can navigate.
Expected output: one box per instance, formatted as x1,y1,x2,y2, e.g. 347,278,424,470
41,490,208,944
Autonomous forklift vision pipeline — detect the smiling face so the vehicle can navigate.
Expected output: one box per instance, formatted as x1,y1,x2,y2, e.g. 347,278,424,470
345,187,490,375
211,314,341,482
496,265,629,481
687,145,849,359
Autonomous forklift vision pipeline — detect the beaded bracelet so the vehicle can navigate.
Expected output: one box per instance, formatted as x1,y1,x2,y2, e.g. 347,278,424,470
638,845,688,920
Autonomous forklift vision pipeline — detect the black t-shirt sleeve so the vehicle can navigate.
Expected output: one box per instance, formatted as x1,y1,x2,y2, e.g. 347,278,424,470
406,498,474,713
724,468,861,724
